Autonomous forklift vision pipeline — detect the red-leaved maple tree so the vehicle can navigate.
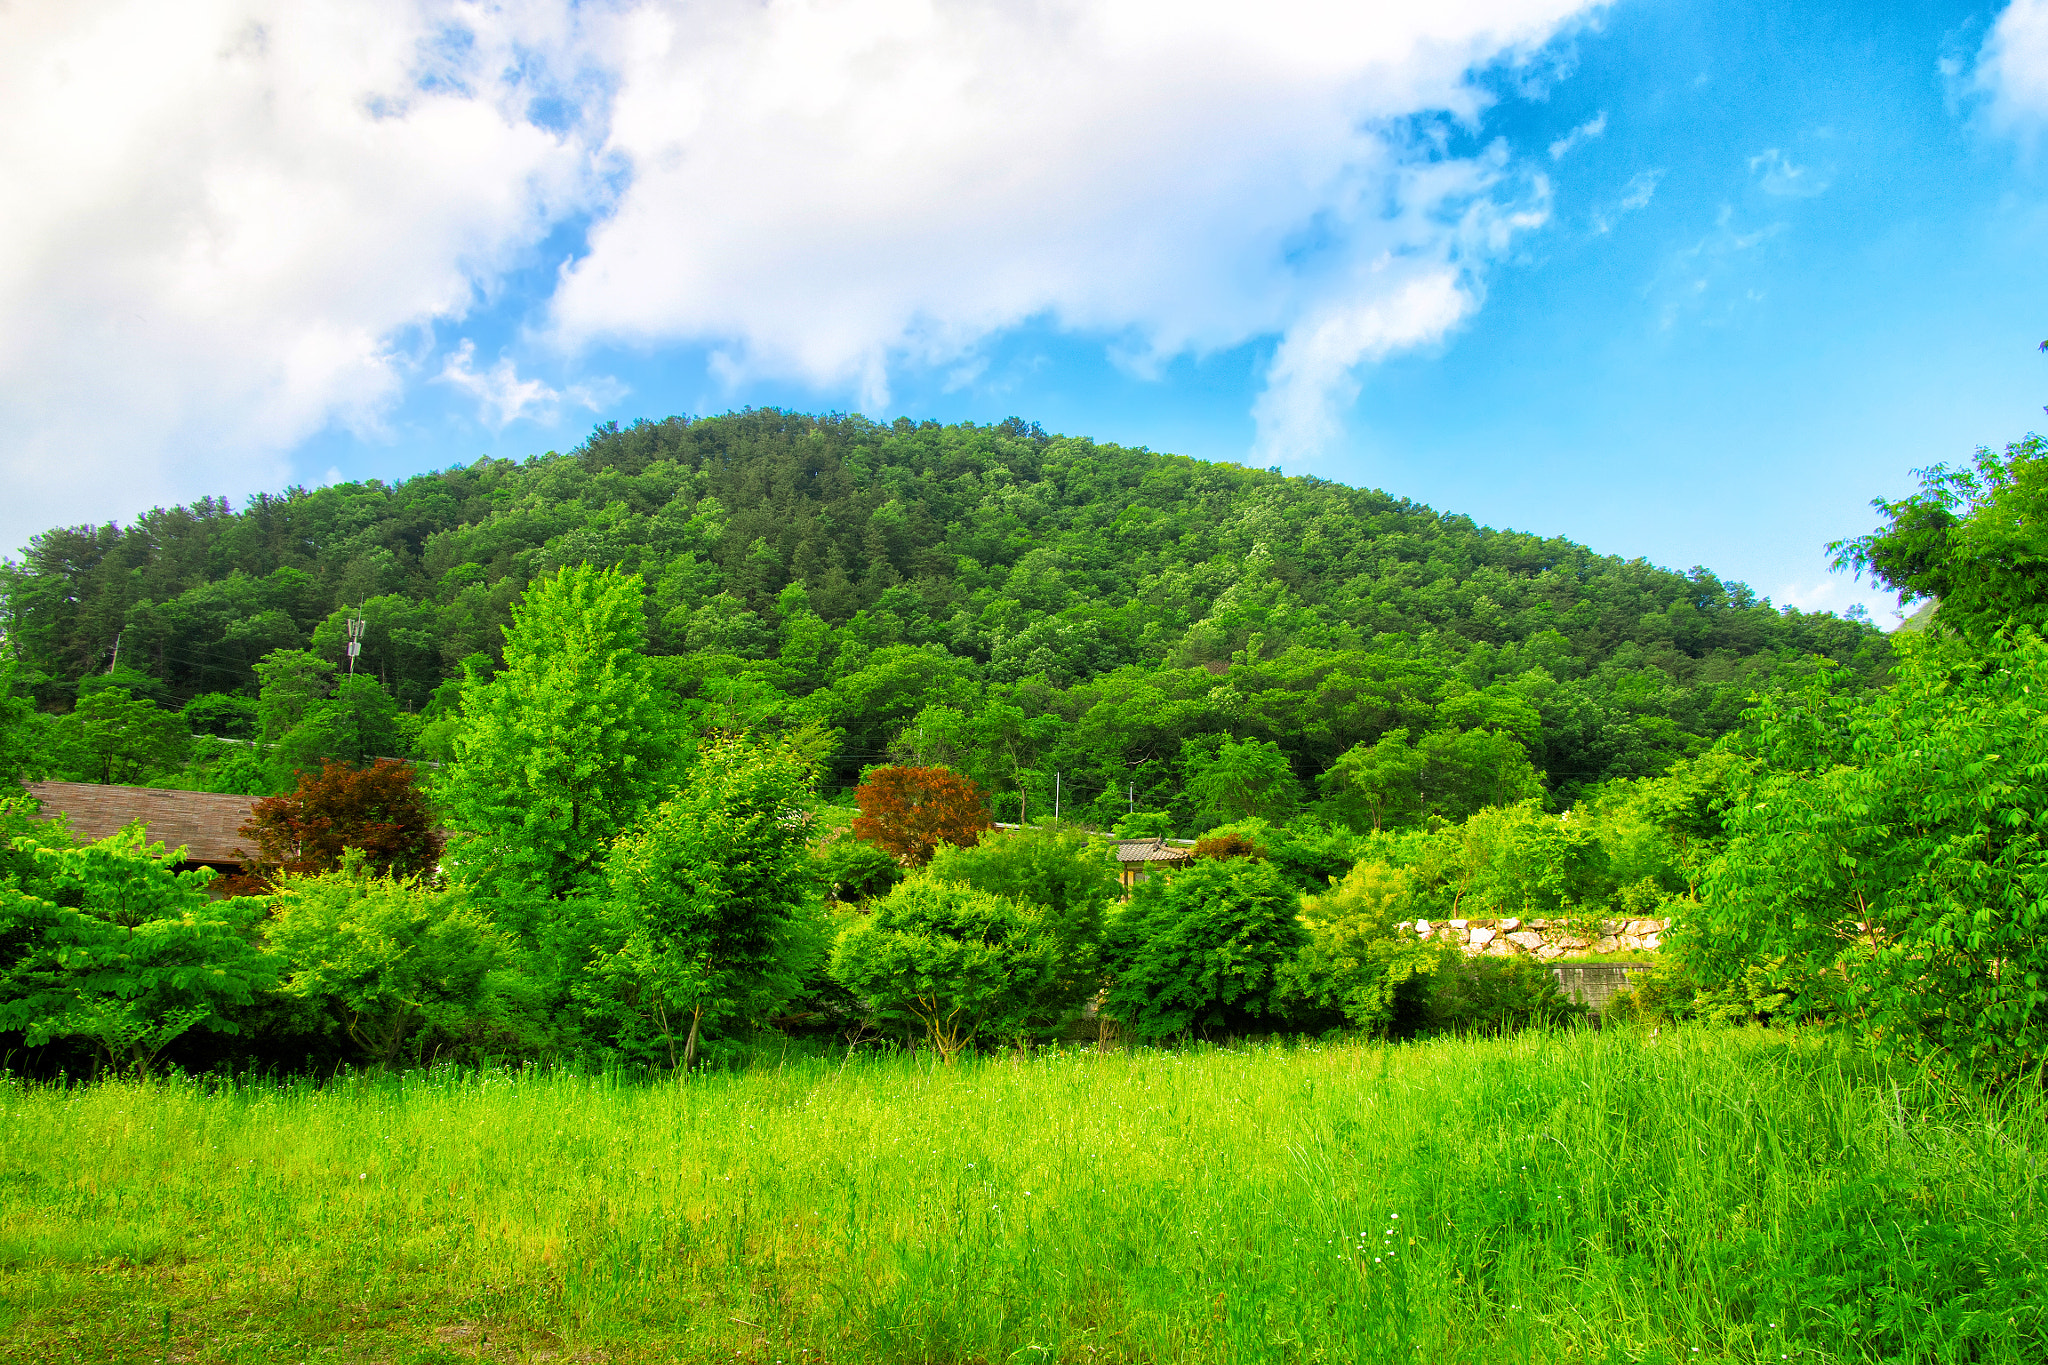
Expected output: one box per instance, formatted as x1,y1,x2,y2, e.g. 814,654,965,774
236,758,445,887
851,765,992,866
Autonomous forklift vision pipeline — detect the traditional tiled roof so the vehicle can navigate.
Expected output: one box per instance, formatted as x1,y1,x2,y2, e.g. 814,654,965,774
1115,838,1193,864
21,781,258,867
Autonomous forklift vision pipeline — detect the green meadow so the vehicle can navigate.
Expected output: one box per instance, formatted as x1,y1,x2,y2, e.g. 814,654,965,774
1,1029,2042,1365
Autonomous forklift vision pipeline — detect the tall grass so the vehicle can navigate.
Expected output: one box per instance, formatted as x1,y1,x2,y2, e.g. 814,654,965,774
0,1028,2041,1363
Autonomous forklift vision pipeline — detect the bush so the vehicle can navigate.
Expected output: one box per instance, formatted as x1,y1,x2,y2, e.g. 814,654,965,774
1279,861,1436,1036
265,856,519,1067
828,878,1066,1062
820,837,904,905
1101,856,1303,1039
1421,953,1587,1036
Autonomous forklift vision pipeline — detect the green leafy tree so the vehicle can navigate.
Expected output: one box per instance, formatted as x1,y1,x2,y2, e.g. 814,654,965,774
1699,631,2048,1082
0,827,273,1073
1181,734,1301,825
255,650,335,750
1279,860,1436,1036
0,658,53,782
588,735,823,1069
1319,726,1543,831
927,825,1119,1013
820,836,904,905
436,565,675,925
828,878,1066,1062
1100,854,1305,1039
52,686,189,785
265,855,515,1067
1831,434,2048,642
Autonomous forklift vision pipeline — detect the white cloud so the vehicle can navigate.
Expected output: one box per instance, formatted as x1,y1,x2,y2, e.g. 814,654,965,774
1773,576,1903,626
438,339,624,428
1592,168,1661,233
0,0,1602,552
0,0,594,552
1549,110,1607,159
1747,147,1829,197
1655,204,1785,329
1975,0,2048,134
553,0,1598,454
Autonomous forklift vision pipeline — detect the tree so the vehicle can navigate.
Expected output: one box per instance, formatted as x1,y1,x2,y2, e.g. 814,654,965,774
1100,854,1305,1039
1830,434,2048,643
1279,861,1435,1035
592,735,823,1069
435,565,675,924
51,686,188,785
1699,631,2048,1082
0,827,273,1074
265,856,513,1067
828,878,1066,1062
1181,734,1300,825
0,658,52,783
238,758,444,885
1319,726,1543,831
820,836,904,904
255,650,335,750
927,825,1120,1012
851,765,991,866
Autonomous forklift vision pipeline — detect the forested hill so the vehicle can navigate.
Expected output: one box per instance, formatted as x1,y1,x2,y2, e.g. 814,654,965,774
2,409,1885,818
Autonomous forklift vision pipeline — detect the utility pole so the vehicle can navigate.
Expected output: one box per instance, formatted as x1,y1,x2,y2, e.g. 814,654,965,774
1128,780,1135,814
1054,771,1060,823
345,607,366,676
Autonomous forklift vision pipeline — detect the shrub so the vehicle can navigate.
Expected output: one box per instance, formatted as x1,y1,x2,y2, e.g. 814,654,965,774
1280,861,1436,1036
265,856,517,1067
828,879,1065,1062
1101,855,1303,1039
238,758,443,886
1421,954,1586,1036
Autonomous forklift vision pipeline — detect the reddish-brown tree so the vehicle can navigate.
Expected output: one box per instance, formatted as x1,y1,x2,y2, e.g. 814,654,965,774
236,759,445,887
1191,832,1266,862
851,765,992,866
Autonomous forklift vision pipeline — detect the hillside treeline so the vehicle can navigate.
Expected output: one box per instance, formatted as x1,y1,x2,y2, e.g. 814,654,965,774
1,409,1884,820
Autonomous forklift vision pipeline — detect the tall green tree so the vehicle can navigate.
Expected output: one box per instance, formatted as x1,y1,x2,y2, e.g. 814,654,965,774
1699,631,2048,1083
589,735,823,1069
1181,734,1301,826
436,565,674,926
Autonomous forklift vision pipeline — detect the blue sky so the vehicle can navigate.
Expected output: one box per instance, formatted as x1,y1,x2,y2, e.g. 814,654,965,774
6,0,2046,624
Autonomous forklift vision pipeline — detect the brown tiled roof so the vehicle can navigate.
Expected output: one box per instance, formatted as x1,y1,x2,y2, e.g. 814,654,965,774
1116,838,1193,864
22,781,258,867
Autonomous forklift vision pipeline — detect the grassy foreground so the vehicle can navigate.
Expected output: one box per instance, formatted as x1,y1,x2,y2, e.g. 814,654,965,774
1,1030,2043,1365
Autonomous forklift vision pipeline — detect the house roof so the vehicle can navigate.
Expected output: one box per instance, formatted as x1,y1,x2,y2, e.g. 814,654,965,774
21,781,259,867
1116,838,1194,864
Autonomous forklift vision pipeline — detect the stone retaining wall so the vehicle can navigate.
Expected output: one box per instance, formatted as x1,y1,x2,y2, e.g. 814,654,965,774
1398,915,1668,961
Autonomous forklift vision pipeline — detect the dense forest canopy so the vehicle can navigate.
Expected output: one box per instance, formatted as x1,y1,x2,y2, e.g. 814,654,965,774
0,409,1884,822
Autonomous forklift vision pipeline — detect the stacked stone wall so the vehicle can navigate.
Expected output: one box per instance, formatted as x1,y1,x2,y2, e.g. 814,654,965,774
1398,916,1668,962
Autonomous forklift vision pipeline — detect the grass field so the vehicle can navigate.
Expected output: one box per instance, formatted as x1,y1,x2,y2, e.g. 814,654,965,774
1,1028,2042,1364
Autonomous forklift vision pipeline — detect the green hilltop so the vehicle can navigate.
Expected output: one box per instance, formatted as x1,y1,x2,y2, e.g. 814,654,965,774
1,408,1884,818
